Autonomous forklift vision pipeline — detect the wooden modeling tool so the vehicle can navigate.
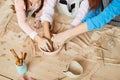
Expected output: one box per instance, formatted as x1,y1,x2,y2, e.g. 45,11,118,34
10,49,19,61
23,52,27,60
16,61,21,66
10,49,27,66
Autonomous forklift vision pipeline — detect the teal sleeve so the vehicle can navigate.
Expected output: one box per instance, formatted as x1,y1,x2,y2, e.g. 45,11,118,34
86,0,120,31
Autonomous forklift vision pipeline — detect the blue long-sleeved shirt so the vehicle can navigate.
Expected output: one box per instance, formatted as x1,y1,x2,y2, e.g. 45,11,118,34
86,0,120,31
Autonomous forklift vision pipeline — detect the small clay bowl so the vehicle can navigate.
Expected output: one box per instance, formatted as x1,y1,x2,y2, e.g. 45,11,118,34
40,45,63,56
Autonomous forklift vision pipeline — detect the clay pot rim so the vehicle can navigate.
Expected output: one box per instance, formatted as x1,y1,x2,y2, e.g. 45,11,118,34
40,45,63,56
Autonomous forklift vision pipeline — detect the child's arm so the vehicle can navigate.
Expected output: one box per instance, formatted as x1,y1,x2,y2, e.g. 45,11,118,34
43,21,51,39
14,0,52,51
52,0,120,49
40,0,57,39
14,0,36,37
70,0,89,27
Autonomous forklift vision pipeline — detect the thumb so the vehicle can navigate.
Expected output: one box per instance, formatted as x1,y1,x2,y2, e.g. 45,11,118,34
51,34,56,42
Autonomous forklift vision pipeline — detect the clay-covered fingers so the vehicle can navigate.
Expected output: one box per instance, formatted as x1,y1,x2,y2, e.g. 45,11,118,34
51,35,60,48
43,40,51,52
47,39,54,51
38,38,53,52
38,43,49,52
43,39,53,52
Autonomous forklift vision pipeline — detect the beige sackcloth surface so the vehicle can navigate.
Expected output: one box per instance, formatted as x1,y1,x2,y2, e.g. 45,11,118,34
0,0,120,80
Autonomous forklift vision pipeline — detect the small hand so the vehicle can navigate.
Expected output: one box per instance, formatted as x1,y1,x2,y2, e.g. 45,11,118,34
34,35,53,52
51,32,68,48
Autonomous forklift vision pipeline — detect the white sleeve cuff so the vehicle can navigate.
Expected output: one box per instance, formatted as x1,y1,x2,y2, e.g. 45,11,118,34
29,31,38,40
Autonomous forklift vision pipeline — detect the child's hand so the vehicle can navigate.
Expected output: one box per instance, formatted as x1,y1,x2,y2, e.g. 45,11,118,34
51,33,68,49
34,35,53,52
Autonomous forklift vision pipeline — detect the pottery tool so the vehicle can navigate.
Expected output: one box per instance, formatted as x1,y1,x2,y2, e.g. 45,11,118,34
23,52,27,60
16,61,21,66
10,49,27,66
19,52,24,66
19,59,23,66
19,52,27,66
10,49,20,61
10,49,21,66
13,56,19,61
10,49,18,56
